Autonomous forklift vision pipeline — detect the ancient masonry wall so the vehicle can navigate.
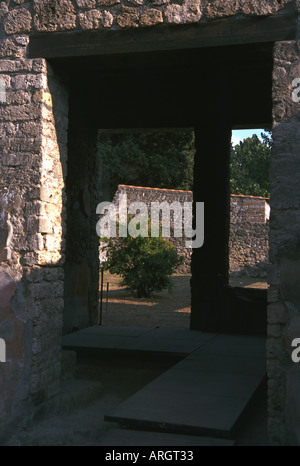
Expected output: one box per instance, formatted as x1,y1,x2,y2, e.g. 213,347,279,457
0,0,293,42
0,0,298,445
112,185,270,275
268,38,300,445
0,55,68,436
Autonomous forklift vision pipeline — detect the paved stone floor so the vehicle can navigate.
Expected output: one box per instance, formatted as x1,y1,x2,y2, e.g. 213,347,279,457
3,345,268,446
62,327,267,444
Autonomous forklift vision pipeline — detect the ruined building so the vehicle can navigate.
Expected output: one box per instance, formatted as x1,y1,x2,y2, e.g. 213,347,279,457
0,0,300,445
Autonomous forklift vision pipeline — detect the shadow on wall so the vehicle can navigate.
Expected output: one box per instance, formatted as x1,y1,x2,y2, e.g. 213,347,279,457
0,269,29,442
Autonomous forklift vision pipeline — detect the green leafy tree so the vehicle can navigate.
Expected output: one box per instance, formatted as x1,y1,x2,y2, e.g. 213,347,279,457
98,131,194,200
230,132,272,197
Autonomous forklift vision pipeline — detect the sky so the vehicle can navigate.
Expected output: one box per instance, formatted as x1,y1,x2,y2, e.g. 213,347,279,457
231,129,265,147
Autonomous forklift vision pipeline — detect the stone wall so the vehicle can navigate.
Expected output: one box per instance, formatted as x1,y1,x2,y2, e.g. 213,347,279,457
267,38,300,445
112,185,270,275
230,195,270,277
231,194,270,224
0,0,293,51
229,223,269,277
0,57,68,438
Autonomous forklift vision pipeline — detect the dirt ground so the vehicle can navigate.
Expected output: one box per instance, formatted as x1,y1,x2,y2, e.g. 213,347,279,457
100,272,268,329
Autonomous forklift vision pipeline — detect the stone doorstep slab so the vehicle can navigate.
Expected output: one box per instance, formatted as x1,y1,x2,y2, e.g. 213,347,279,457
104,380,264,439
62,326,217,355
186,334,266,360
104,334,266,439
62,328,266,438
74,326,155,337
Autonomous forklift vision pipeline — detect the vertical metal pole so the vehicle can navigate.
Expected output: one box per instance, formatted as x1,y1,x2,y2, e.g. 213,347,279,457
106,282,109,314
99,268,104,325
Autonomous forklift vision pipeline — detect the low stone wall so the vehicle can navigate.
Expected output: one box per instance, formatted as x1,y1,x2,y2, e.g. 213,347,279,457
111,185,270,276
229,222,269,277
231,194,270,223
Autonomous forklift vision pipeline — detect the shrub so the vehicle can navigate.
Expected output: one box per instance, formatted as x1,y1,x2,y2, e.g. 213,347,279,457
103,235,182,298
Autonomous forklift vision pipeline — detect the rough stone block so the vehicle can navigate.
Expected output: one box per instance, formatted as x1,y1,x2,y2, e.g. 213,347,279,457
164,0,201,24
34,0,76,32
45,234,61,251
3,8,32,35
267,337,284,359
140,9,163,26
79,9,114,29
97,0,120,4
76,0,96,7
205,0,240,20
33,90,53,106
39,218,53,234
0,104,40,121
117,7,139,27
12,74,46,90
242,0,290,16
268,302,287,324
5,90,31,105
268,286,279,303
268,324,283,339
0,1,8,19
2,153,31,166
0,39,25,59
0,270,16,309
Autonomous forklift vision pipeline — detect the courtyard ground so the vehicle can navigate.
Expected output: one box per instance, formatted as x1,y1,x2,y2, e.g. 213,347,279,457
100,272,268,329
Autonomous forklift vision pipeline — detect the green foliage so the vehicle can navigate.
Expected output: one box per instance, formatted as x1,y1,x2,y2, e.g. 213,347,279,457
230,132,272,197
99,129,271,202
103,234,182,298
98,131,194,200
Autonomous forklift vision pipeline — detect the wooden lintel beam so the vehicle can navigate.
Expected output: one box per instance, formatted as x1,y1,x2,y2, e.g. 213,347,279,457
29,14,297,59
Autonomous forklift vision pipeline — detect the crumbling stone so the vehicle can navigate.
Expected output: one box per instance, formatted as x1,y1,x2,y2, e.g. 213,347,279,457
117,6,139,27
76,0,96,7
164,0,201,24
140,8,163,26
205,0,240,20
0,39,25,59
97,0,120,5
242,0,291,16
34,0,76,31
0,2,8,19
3,9,32,35
78,9,114,29
0,270,16,309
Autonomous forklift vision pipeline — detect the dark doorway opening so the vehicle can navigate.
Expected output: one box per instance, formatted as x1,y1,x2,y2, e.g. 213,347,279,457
57,41,273,336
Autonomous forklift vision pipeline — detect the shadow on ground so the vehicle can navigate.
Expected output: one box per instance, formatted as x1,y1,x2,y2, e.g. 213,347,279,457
100,273,268,329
